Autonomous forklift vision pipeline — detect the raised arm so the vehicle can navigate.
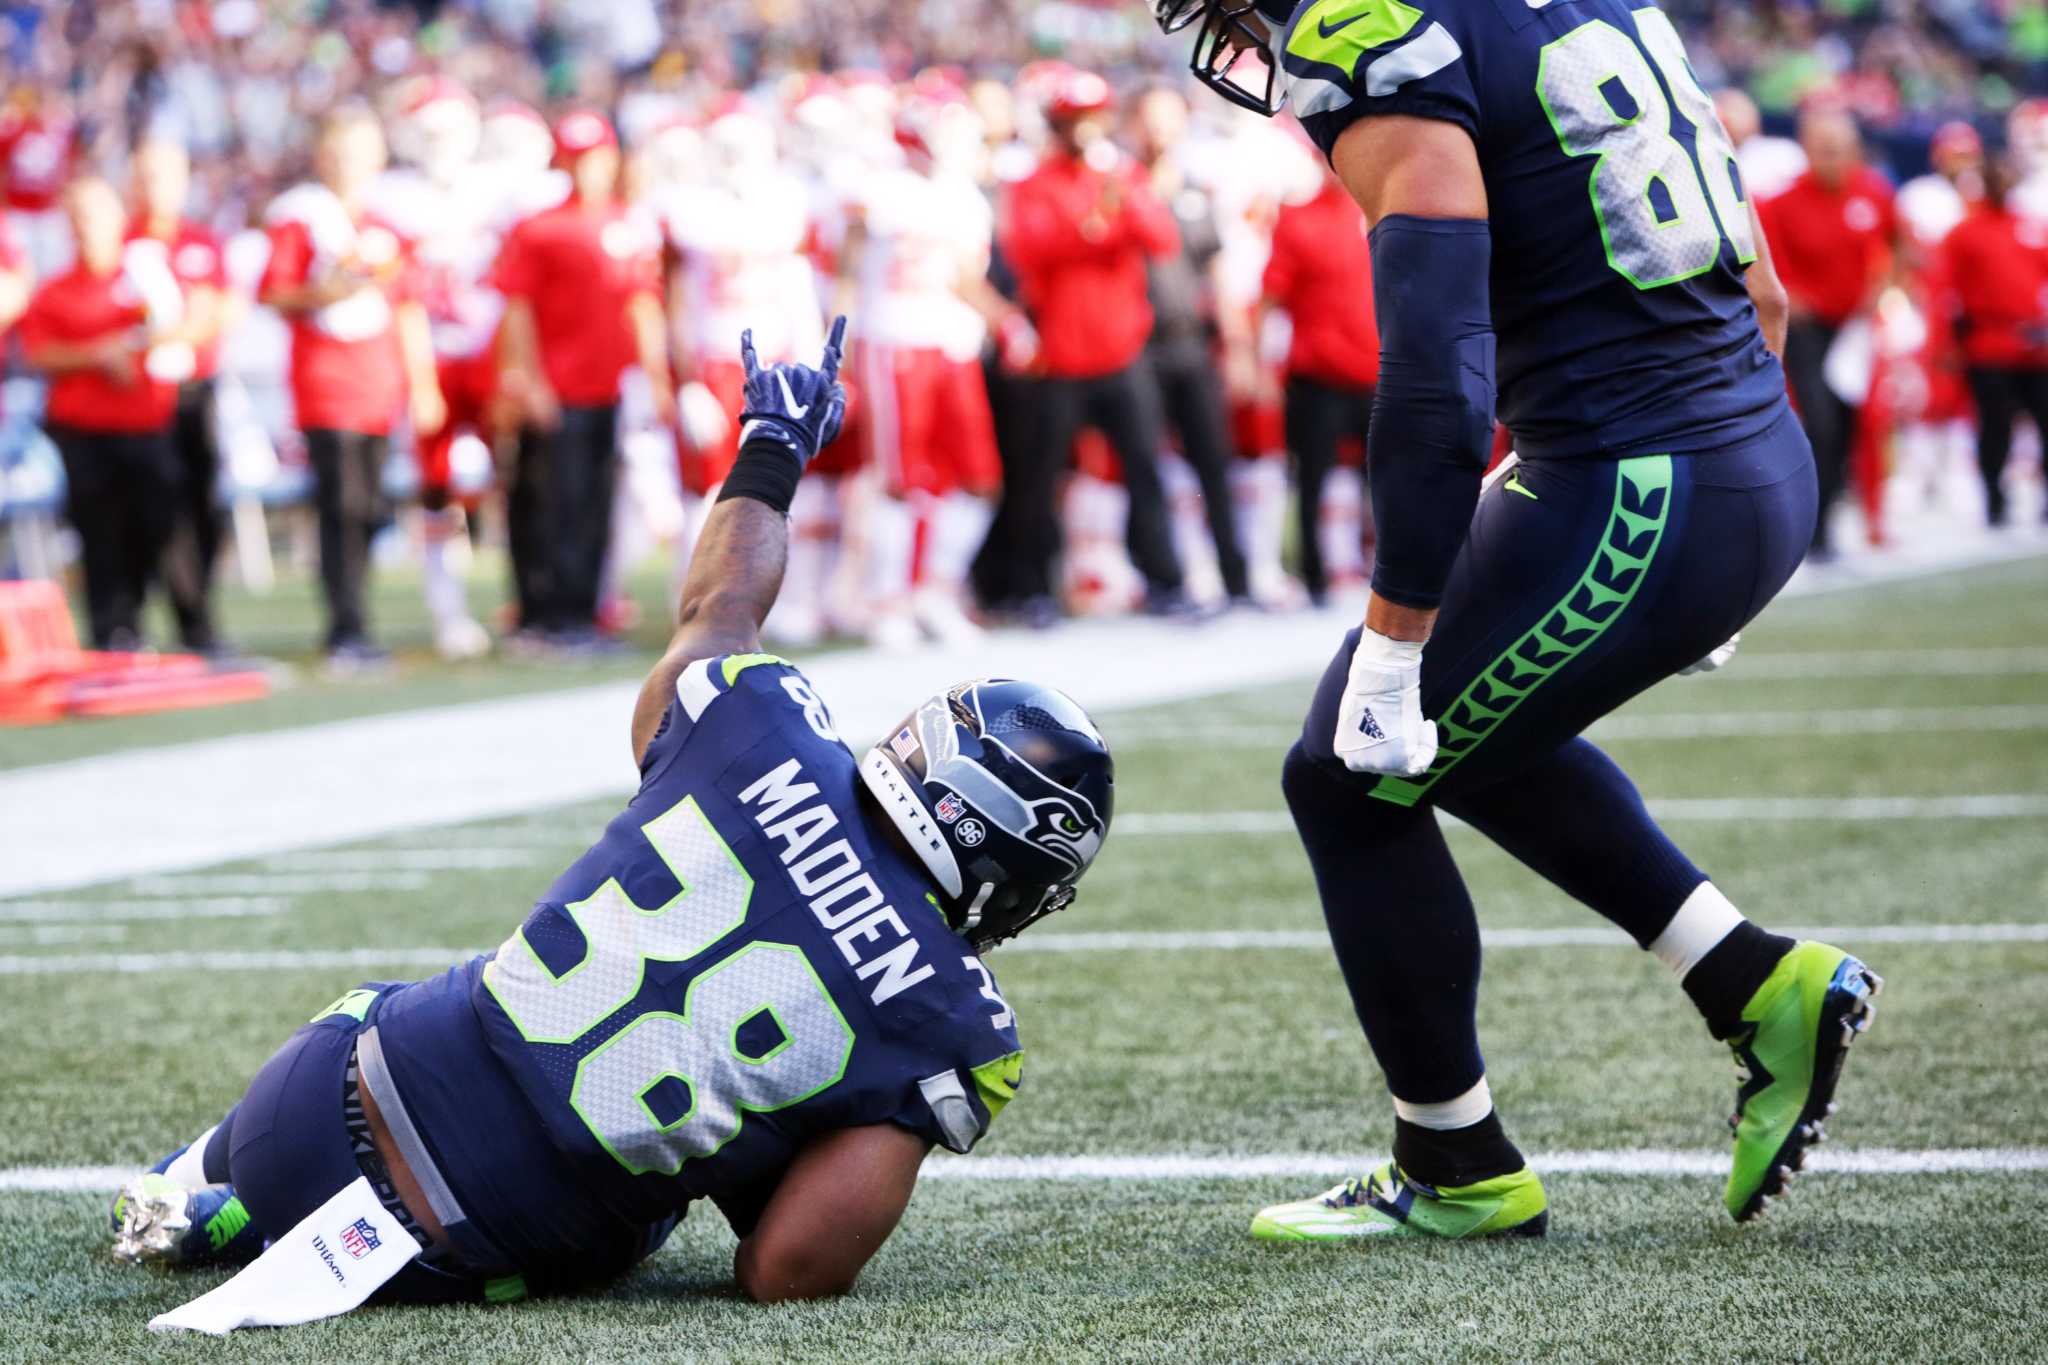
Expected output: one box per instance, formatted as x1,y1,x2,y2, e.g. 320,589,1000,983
731,1123,929,1303
630,317,848,764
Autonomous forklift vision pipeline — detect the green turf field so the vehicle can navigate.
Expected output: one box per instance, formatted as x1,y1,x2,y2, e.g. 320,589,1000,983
2,557,2045,1362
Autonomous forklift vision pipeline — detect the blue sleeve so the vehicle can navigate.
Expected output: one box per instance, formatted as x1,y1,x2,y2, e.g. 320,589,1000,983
1280,0,1481,159
1367,215,1496,610
888,956,1024,1155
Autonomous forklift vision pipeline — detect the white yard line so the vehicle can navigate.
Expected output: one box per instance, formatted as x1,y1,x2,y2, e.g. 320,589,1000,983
1725,646,2048,678
275,849,543,872
0,924,127,947
4,920,2041,975
1114,705,2048,746
1118,795,2048,835
11,1146,2046,1194
125,872,431,895
0,897,289,924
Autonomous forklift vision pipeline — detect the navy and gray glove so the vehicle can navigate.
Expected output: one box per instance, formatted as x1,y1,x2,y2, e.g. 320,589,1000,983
737,315,847,468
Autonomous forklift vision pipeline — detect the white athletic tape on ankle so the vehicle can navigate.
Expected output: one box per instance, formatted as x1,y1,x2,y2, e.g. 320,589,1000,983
148,1176,419,1335
1651,882,1745,978
1393,1077,1493,1130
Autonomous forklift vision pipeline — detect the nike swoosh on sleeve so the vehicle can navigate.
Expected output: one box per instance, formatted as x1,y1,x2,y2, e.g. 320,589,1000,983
1317,10,1366,38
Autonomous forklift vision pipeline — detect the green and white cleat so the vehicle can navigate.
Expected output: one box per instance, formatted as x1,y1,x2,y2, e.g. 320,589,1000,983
111,1173,258,1266
1724,940,1883,1222
1250,1161,1548,1242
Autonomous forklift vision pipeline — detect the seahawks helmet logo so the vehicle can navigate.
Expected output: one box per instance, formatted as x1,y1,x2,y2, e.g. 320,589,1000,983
1022,794,1103,875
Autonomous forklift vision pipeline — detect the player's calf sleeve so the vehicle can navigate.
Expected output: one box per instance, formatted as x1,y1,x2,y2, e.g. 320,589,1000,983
1281,743,1486,1104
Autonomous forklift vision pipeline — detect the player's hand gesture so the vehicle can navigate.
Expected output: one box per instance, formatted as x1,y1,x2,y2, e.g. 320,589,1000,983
737,316,848,468
1333,627,1438,778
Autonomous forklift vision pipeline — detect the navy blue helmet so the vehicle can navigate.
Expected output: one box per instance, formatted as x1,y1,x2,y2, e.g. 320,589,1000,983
860,679,1113,950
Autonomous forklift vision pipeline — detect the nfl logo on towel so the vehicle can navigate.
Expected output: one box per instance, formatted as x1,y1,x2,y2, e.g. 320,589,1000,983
339,1218,381,1259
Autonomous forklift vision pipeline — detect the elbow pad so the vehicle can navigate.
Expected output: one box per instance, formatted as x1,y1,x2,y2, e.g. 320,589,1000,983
1366,215,1496,610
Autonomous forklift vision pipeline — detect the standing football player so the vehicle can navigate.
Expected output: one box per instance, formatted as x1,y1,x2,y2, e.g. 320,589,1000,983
1156,0,1881,1238
110,321,1117,1324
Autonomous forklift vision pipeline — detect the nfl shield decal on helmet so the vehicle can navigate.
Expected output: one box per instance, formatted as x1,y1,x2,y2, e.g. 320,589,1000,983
935,792,966,824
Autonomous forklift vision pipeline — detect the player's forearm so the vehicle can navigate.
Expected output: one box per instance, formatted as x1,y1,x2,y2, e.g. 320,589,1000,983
397,302,437,392
497,297,543,384
1363,216,1496,625
673,493,786,645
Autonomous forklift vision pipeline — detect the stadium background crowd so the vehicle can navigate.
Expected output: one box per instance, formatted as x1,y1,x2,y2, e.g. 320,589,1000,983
0,0,2044,673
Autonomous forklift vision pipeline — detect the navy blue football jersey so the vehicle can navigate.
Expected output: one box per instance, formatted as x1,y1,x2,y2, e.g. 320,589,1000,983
1279,0,1788,459
465,654,1023,1224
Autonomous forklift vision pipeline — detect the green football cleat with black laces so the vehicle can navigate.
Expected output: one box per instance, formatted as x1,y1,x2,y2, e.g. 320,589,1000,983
1250,1161,1548,1242
1723,941,1883,1222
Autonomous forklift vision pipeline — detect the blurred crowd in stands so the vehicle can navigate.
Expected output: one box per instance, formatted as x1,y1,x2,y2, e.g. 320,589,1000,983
0,0,2044,672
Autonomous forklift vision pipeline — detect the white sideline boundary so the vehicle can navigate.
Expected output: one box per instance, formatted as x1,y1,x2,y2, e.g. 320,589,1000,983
11,1147,2047,1194
3,920,2041,975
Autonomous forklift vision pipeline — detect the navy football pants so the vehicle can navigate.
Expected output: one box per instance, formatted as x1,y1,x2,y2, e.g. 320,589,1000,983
1286,408,1817,1104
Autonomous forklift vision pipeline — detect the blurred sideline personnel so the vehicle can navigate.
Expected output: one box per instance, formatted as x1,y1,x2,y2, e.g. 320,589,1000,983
1159,0,1881,1240
1756,106,1897,559
261,108,444,671
1942,155,2048,527
20,177,184,649
368,80,537,661
128,140,230,655
1259,166,1377,607
497,109,672,647
109,324,1117,1327
991,71,1193,620
1132,84,1253,605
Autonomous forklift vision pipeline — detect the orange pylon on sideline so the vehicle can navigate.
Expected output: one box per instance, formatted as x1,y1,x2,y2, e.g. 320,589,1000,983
0,579,269,726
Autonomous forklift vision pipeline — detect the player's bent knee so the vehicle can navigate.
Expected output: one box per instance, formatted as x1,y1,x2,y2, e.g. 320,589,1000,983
734,1239,856,1304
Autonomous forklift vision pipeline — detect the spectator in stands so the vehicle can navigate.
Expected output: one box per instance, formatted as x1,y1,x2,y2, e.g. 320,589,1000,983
1132,85,1250,607
494,109,671,648
998,72,1190,620
1942,156,2048,526
1758,106,1897,558
261,107,443,672
128,139,230,655
1260,168,1378,608
21,176,180,650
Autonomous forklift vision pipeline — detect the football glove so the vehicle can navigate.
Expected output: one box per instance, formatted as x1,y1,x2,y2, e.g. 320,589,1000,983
1334,626,1438,778
738,315,847,467
1678,631,1740,676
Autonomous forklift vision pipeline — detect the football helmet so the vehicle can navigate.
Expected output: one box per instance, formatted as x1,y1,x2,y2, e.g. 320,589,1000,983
1154,0,1295,117
861,679,1113,950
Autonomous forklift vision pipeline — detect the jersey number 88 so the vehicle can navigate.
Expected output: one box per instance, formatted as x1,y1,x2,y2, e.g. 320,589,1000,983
1537,8,1756,290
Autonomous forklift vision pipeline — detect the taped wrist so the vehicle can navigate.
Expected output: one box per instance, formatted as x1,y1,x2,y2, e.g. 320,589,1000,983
716,436,804,515
1366,215,1496,611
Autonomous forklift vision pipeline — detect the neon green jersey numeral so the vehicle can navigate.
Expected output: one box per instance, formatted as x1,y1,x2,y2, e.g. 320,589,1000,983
1537,13,1753,287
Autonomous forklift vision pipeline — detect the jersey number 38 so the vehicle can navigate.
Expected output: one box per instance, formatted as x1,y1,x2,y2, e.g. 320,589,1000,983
484,794,856,1177
1537,8,1756,290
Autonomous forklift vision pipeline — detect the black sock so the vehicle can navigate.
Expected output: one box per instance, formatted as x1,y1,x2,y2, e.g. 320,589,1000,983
1683,921,1798,1039
1392,1110,1524,1188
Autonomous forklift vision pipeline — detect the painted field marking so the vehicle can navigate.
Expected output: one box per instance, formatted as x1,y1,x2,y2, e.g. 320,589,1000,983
1118,795,2048,835
0,924,127,947
275,850,542,873
125,872,432,896
0,897,291,924
3,921,2041,976
13,1146,2047,1194
1113,705,2048,746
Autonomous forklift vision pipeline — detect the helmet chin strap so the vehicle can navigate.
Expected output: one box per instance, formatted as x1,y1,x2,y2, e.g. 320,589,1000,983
858,747,964,899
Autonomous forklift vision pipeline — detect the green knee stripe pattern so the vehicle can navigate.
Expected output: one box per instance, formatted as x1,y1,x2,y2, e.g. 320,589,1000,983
1371,454,1674,808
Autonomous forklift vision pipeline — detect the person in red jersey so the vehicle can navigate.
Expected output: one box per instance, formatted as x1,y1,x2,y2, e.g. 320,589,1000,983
0,90,78,277
1262,168,1378,607
20,177,181,649
495,109,672,646
127,139,231,654
1941,156,2048,526
1757,106,1897,558
261,107,444,670
996,71,1190,620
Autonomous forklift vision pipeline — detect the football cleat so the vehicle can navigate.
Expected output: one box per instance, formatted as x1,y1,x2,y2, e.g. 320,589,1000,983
111,1174,261,1267
1723,941,1882,1222
1250,1161,1548,1242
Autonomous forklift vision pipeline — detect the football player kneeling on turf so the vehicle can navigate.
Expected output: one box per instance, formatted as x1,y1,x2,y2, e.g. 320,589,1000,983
112,318,1115,1332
